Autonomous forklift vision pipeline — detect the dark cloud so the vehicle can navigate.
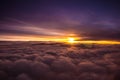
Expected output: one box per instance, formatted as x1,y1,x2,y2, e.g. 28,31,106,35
0,70,8,80
74,23,120,40
16,73,32,80
51,56,76,73
0,42,120,80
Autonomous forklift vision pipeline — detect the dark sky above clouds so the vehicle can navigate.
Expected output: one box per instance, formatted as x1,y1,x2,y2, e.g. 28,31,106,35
0,0,120,41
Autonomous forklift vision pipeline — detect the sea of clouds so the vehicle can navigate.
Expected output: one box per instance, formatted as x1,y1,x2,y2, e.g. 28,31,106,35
0,41,120,80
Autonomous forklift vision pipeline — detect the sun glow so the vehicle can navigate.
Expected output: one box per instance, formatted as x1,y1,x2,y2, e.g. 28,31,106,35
78,40,120,44
1,35,120,44
68,38,75,43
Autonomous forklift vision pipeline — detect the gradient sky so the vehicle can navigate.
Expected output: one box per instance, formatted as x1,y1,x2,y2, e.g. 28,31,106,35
0,0,120,41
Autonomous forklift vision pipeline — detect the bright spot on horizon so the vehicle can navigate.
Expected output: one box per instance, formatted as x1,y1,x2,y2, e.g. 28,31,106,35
68,38,75,43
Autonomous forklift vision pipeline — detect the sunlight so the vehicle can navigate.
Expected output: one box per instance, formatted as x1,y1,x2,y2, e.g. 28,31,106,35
78,40,120,44
68,38,75,43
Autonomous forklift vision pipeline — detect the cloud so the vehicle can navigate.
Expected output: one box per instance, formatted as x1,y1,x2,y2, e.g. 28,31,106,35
1,10,120,41
51,56,77,73
56,73,76,80
41,55,56,65
16,73,32,80
13,59,32,74
0,42,120,80
77,61,111,80
0,70,8,80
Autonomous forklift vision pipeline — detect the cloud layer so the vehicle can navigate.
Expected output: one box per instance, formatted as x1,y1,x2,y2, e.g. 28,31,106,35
0,41,120,80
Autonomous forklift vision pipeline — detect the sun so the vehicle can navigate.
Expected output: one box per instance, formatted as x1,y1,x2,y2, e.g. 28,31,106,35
68,37,75,43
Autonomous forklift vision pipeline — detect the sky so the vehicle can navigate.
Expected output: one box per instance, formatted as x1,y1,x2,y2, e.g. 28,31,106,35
0,0,120,41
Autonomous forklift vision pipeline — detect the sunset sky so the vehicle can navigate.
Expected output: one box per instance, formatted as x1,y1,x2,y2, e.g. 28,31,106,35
0,0,120,41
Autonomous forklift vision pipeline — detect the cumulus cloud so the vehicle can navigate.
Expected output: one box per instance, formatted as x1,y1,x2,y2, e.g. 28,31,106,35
29,61,50,79
16,73,32,80
0,42,120,80
51,56,76,73
12,59,32,74
40,55,56,65
0,70,8,80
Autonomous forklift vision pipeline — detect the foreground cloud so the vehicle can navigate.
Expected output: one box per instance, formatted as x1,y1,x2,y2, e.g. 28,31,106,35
0,42,120,80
